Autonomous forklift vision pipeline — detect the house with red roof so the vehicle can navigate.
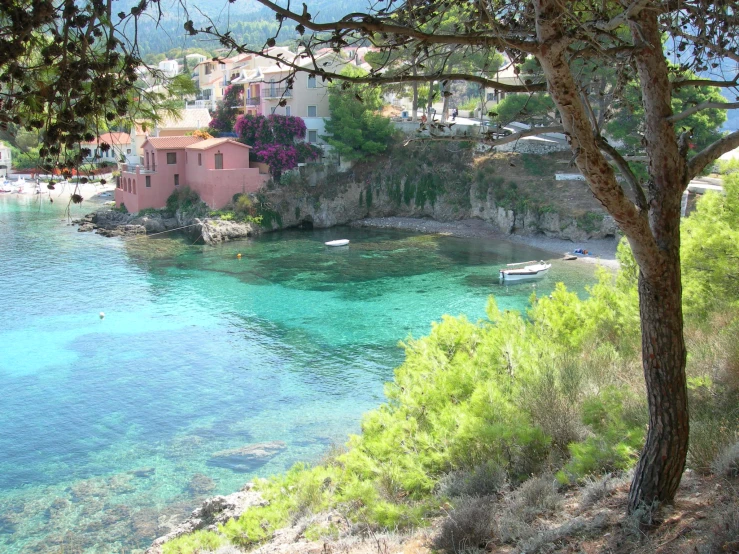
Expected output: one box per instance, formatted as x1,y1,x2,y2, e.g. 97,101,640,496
115,136,269,213
81,132,133,165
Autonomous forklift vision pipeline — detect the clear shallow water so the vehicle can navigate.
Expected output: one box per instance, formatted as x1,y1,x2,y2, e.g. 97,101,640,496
0,196,598,552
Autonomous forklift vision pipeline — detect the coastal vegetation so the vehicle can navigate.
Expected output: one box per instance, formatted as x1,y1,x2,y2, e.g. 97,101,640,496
163,179,739,553
198,0,739,512
323,66,397,161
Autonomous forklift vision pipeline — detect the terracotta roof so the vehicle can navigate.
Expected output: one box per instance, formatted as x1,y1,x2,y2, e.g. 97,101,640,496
144,136,203,149
185,138,251,151
81,132,131,145
156,108,212,130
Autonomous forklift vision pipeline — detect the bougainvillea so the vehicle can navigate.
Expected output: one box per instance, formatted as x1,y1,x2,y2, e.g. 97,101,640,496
209,85,244,133
234,114,322,179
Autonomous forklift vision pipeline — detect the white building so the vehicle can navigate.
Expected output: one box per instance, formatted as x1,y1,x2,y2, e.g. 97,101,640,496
158,59,180,78
0,142,12,179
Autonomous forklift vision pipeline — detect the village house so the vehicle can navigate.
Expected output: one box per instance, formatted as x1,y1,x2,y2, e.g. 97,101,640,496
115,136,268,213
191,49,292,111
81,132,134,165
243,51,354,146
128,108,213,160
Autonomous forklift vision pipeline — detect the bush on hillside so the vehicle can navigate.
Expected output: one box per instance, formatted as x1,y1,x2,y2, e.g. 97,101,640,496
163,177,739,554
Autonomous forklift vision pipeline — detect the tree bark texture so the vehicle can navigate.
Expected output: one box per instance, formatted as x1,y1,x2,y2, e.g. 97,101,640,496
533,0,689,512
629,263,688,511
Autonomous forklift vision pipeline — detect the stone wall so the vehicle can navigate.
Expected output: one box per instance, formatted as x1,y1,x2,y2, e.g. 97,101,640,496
263,163,617,242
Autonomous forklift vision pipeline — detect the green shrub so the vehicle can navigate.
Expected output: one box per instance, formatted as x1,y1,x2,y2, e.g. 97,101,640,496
558,388,645,482
162,529,224,554
166,186,204,215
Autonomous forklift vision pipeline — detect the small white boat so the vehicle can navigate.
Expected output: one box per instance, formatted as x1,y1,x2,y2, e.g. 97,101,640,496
500,260,551,282
325,239,350,247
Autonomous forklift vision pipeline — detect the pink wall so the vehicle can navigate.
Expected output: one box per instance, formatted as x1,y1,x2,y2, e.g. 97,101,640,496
115,166,174,213
185,142,267,208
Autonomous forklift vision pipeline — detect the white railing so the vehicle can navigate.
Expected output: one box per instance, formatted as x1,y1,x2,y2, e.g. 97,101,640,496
186,99,215,110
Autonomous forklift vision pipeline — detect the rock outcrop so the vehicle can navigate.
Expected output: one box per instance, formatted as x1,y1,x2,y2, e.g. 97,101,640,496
146,483,266,554
72,209,260,245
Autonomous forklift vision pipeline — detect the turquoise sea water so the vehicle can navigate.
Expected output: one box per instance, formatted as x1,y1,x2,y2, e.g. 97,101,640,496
0,196,598,553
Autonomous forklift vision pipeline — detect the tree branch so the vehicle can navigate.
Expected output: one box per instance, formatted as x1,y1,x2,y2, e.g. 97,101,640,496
668,101,739,123
249,0,540,53
672,77,739,90
595,0,652,32
204,32,547,93
598,137,648,211
687,130,739,182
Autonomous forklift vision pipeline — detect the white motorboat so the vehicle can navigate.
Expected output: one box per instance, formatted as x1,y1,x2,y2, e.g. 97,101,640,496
325,239,350,247
499,260,552,282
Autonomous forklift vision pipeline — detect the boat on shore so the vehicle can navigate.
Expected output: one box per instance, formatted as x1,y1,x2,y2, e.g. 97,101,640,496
499,260,551,282
325,239,350,247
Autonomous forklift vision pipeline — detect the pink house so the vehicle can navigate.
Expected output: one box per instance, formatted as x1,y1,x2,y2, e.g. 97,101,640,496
115,136,269,213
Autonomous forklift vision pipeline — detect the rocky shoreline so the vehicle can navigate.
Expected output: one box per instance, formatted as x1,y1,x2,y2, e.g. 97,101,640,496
73,209,261,245
351,217,621,268
75,209,620,269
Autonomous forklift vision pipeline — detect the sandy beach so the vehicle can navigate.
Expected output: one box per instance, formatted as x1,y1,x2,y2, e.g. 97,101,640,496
3,175,117,205
351,217,621,269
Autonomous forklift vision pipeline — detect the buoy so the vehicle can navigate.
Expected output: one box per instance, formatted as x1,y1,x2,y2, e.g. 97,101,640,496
237,253,242,259
99,312,105,320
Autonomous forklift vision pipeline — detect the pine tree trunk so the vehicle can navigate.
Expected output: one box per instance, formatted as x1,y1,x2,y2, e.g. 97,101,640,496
532,0,691,512
627,238,689,512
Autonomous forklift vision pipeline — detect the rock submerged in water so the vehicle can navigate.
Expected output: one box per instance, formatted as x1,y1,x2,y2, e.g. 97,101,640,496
187,473,216,496
207,440,286,473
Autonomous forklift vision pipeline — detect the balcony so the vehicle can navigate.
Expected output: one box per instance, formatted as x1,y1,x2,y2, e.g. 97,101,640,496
246,96,261,106
262,87,292,99
120,163,156,174
186,99,215,110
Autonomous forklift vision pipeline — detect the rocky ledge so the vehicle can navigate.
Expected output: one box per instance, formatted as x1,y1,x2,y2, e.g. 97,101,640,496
73,209,260,245
145,483,266,554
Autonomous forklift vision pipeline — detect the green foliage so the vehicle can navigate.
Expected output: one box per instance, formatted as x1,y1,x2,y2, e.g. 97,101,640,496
492,93,555,125
607,67,727,153
137,207,161,217
558,388,645,482
112,203,129,214
324,66,396,161
366,186,373,208
162,529,224,554
576,212,604,234
681,174,739,319
717,159,739,175
165,187,205,215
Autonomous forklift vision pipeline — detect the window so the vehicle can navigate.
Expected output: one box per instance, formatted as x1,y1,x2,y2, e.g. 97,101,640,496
126,149,131,154
307,105,317,117
308,130,318,143
205,64,212,75
145,176,151,188
215,153,223,169
198,153,202,166
167,152,177,164
487,92,495,101
285,106,291,117
174,174,179,187
307,75,316,88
